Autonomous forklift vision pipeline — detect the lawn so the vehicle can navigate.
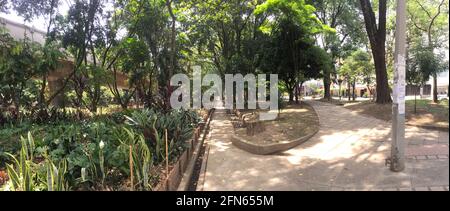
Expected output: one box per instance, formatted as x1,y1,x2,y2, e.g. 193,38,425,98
342,99,449,131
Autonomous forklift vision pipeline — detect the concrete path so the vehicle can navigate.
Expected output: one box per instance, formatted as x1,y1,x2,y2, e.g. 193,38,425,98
198,100,449,191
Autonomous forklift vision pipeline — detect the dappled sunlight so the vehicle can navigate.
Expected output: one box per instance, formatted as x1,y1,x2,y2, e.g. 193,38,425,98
200,100,449,191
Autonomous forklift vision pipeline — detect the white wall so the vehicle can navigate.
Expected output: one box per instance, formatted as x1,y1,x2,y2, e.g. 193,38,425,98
0,17,46,44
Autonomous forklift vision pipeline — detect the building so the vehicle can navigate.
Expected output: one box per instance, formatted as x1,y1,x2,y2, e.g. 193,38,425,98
1,17,129,107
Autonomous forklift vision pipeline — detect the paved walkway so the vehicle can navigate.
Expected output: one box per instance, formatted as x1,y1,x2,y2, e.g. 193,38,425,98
198,100,449,191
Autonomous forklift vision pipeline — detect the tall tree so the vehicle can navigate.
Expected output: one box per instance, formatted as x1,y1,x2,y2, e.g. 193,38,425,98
255,0,331,102
311,0,366,100
359,0,392,104
340,50,375,101
408,0,449,103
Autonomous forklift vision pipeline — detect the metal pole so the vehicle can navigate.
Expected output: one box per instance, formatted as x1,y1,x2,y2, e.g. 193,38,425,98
390,0,407,172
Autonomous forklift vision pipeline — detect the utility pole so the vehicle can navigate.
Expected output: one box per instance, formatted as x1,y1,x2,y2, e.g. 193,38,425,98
390,0,407,172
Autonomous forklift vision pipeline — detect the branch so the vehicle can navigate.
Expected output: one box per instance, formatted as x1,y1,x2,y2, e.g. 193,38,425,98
428,0,445,33
408,8,428,32
415,0,433,19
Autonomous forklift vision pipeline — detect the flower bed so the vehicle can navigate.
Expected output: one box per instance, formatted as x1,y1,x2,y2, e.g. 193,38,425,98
154,109,213,191
0,108,209,191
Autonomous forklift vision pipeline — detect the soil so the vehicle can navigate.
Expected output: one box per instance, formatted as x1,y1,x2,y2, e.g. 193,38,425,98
0,169,7,186
343,99,449,131
232,103,320,145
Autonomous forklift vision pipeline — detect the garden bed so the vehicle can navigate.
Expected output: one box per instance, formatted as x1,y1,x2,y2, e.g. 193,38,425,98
231,103,320,155
0,108,212,191
153,109,213,191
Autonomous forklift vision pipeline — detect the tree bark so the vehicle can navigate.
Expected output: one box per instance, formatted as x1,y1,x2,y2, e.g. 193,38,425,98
323,74,332,101
359,0,392,104
352,80,356,101
433,73,438,103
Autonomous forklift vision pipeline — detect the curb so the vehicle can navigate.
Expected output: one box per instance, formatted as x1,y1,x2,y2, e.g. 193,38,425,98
177,109,214,191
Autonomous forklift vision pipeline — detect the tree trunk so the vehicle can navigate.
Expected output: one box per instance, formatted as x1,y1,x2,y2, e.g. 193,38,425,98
352,80,356,101
414,87,417,114
373,46,392,104
323,74,331,101
433,73,438,103
299,81,304,103
288,90,294,103
347,80,351,101
359,0,392,104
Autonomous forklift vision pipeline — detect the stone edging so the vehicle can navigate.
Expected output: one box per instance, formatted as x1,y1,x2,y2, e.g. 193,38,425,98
231,130,318,155
231,102,320,155
154,109,214,191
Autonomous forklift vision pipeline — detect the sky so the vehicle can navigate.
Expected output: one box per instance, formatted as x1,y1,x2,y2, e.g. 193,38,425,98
0,1,70,32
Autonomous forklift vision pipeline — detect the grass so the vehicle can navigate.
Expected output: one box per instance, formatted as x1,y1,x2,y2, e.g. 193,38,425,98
233,103,320,145
342,99,449,131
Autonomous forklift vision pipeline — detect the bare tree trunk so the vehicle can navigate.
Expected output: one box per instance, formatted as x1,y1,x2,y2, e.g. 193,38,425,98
347,80,351,101
414,87,417,114
433,73,438,103
323,74,332,101
359,0,392,104
352,80,356,101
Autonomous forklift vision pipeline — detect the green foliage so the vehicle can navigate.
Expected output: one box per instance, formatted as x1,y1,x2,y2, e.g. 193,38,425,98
115,127,152,190
125,108,200,163
4,132,68,191
340,50,375,86
1,108,200,190
45,157,68,191
407,45,448,86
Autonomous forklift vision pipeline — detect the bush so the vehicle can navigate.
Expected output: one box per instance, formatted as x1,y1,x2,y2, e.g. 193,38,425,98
0,108,201,190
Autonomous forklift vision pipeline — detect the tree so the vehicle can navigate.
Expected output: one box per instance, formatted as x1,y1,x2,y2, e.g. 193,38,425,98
34,41,65,109
0,33,37,118
304,46,333,101
255,0,331,102
310,0,366,100
359,0,392,104
53,0,116,114
10,0,63,110
185,0,266,77
407,44,448,112
408,0,449,103
340,50,375,101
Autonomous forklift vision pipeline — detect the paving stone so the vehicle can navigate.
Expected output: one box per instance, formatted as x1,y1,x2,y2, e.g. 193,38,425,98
416,155,427,160
411,159,449,187
414,187,430,191
437,155,448,159
201,100,450,191
429,186,446,191
427,155,438,160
